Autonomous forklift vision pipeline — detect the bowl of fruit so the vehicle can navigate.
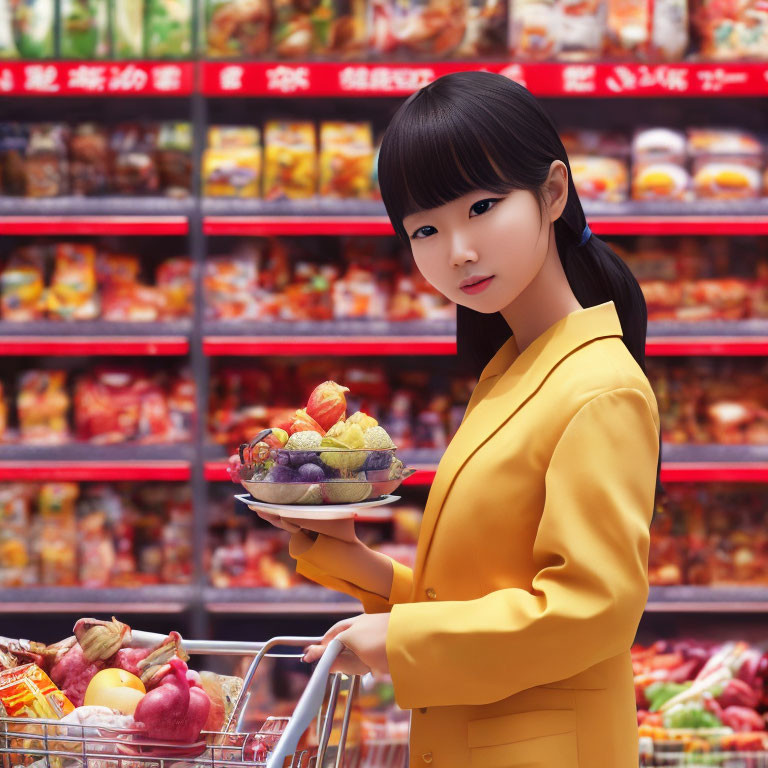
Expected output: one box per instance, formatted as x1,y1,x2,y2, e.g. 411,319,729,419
228,380,415,505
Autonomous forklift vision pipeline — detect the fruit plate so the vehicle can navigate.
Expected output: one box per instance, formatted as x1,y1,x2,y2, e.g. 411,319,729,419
235,493,400,520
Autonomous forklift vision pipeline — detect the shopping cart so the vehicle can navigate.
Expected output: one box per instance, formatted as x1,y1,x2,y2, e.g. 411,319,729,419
0,632,408,768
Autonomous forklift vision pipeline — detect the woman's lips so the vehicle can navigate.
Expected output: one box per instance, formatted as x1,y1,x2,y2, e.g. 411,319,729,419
460,276,494,294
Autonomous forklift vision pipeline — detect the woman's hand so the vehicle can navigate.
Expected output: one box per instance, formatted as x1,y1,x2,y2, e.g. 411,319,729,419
303,613,391,677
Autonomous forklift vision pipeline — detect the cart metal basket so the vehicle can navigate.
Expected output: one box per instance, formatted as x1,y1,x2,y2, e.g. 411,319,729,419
0,632,408,768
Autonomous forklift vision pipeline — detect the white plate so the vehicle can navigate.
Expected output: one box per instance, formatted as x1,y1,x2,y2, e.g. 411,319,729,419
235,493,400,520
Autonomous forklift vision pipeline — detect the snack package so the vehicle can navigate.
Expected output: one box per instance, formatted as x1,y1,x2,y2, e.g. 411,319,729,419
570,155,629,203
110,123,159,195
145,0,193,57
70,123,110,196
74,369,144,443
606,0,648,59
202,126,262,198
271,0,315,58
311,0,368,59
455,0,508,57
263,121,316,200
509,0,558,59
112,0,144,57
392,0,469,58
25,124,69,198
17,371,71,444
35,482,79,586
156,257,194,319
47,243,100,321
0,0,19,57
101,283,165,321
632,161,691,201
204,0,272,58
0,664,75,719
633,127,687,164
557,0,606,60
204,255,260,320
692,0,768,60
11,0,55,58
0,486,33,587
97,252,141,286
650,0,688,60
1,247,45,321
319,121,375,200
687,128,764,159
167,370,195,442
692,160,762,200
0,123,28,196
156,122,192,197
60,0,109,58
0,382,7,441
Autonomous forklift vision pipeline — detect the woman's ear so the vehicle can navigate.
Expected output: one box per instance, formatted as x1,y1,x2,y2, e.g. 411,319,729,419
544,160,569,222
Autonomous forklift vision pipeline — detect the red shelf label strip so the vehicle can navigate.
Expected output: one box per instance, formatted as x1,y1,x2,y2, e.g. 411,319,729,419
0,461,191,481
0,337,189,356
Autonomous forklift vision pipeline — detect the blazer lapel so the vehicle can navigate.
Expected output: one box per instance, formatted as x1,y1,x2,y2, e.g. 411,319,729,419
412,301,625,579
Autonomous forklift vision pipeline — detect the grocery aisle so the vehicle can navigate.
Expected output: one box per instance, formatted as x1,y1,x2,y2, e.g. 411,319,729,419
0,0,768,764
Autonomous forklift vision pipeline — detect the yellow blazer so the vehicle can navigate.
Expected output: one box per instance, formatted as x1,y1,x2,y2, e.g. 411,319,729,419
290,300,661,768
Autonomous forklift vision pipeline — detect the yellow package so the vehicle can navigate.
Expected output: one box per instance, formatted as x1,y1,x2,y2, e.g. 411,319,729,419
319,122,374,200
0,664,75,720
1,248,46,322
263,121,316,201
47,243,99,321
203,147,262,197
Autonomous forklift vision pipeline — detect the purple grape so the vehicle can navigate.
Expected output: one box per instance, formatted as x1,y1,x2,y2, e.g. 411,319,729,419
288,451,322,468
276,451,291,466
362,450,394,471
297,463,325,482
266,465,299,483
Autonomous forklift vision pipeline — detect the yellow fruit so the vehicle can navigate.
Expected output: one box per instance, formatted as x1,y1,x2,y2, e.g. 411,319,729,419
326,421,346,438
84,668,146,714
346,411,378,431
340,423,365,449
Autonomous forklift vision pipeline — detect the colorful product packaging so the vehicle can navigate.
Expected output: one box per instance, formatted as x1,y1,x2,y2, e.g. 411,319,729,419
145,0,193,57
319,121,375,200
60,0,109,58
204,0,272,58
203,126,262,198
263,120,316,200
0,664,75,719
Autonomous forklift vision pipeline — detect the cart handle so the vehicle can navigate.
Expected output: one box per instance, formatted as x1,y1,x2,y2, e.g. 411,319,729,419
266,637,344,768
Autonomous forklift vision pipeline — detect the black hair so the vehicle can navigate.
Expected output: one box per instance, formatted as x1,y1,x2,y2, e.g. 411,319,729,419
378,70,664,503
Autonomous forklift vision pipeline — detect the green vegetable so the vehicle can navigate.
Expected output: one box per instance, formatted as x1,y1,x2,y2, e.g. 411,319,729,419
645,681,692,712
663,702,722,730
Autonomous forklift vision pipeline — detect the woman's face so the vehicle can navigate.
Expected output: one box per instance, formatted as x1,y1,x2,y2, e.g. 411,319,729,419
401,186,551,314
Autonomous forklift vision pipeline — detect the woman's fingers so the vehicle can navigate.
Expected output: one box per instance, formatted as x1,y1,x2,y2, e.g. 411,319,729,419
252,508,301,533
302,616,359,662
330,647,372,677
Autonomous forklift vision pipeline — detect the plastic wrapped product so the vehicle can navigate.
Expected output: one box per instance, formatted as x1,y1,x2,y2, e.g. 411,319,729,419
202,126,262,198
17,371,71,444
156,122,192,198
25,124,69,198
0,0,19,57
1,247,45,321
557,0,606,61
60,0,109,58
455,0,508,57
692,0,768,60
70,123,110,196
312,0,368,59
263,120,316,200
509,0,558,59
146,0,193,57
110,123,160,195
569,155,630,203
205,0,272,58
319,121,375,200
112,0,144,58
0,123,27,195
47,243,100,321
11,0,54,58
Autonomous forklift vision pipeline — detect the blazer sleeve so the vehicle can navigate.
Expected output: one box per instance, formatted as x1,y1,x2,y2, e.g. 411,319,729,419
288,531,414,614
385,387,660,710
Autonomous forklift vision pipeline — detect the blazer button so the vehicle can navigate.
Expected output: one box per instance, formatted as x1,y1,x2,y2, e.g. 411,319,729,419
421,752,433,763
425,588,437,599
419,707,427,713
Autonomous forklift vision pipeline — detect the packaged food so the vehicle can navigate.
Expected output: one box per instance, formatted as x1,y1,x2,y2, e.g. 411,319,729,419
110,123,159,195
557,0,606,60
692,160,762,200
101,283,165,321
650,0,688,60
35,483,79,586
569,155,629,203
0,664,75,719
272,0,315,58
509,0,558,59
311,0,368,59
319,121,375,200
70,123,109,196
202,126,262,198
146,0,193,57
0,123,28,196
17,371,71,444
11,0,55,58
692,0,768,60
392,0,469,58
112,0,144,57
156,122,192,197
455,0,508,57
1,247,45,321
74,369,144,443
263,121,316,200
0,486,33,587
0,0,19,57
97,252,141,286
0,382,7,441
167,370,195,441
60,0,109,58
632,127,687,164
156,257,194,319
632,161,691,201
606,0,648,59
204,255,260,320
204,0,272,58
25,124,69,198
47,243,100,321
686,128,764,159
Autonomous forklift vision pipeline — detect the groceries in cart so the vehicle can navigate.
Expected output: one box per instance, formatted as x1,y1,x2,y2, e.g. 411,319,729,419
0,617,242,757
228,379,415,505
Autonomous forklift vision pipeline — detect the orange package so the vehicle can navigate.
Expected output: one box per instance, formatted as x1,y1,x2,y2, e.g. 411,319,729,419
0,664,75,719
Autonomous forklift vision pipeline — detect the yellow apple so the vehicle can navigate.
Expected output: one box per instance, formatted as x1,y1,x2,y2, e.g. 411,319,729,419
84,668,146,714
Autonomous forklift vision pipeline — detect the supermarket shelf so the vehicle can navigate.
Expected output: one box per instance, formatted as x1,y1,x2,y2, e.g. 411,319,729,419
203,587,361,614
648,586,768,612
0,444,192,481
201,60,768,98
0,215,188,236
0,586,195,614
0,61,194,96
0,321,191,355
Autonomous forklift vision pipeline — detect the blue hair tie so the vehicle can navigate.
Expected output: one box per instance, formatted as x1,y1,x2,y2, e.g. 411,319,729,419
579,223,592,246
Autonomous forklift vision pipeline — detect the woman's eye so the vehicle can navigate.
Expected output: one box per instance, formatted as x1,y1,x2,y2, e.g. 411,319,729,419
411,226,436,240
470,198,501,217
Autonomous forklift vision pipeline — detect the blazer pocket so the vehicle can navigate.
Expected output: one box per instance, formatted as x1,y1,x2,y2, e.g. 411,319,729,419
468,710,579,768
467,708,577,748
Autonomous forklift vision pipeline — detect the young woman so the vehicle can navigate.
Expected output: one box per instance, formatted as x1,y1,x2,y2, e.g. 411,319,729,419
253,70,664,768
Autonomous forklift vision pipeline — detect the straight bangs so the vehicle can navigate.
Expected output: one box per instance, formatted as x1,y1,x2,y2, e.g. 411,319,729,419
378,78,550,245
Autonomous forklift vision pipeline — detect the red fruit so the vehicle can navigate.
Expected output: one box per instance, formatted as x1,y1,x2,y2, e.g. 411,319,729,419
305,381,350,431
288,409,326,436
